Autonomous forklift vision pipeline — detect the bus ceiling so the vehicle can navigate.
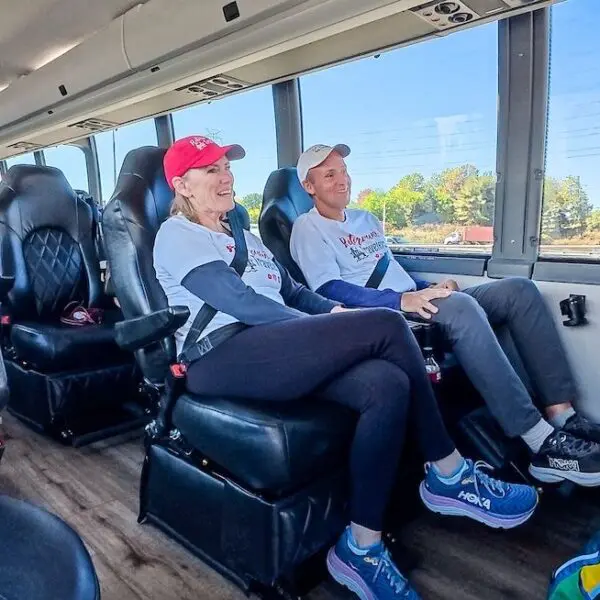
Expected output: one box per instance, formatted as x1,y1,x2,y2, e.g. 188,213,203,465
0,0,563,159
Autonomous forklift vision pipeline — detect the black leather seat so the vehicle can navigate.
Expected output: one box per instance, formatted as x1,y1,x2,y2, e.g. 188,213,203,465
11,320,125,372
0,495,100,600
75,189,104,261
259,167,313,284
102,146,356,593
0,165,145,444
173,394,355,493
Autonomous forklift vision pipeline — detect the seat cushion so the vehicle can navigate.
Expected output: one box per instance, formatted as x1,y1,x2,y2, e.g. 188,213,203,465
172,393,357,495
11,320,132,372
0,495,100,600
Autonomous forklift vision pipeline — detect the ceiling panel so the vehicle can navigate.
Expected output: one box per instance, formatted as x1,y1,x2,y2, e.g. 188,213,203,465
0,0,144,88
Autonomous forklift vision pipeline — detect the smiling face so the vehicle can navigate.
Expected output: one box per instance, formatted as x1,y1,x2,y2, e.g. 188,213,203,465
303,151,352,216
172,154,235,217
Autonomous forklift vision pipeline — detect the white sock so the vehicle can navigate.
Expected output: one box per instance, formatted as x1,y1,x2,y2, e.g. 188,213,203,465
432,449,464,478
521,418,555,453
349,523,381,550
549,407,576,430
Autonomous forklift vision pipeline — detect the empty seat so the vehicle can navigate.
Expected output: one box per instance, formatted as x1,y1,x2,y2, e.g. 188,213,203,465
0,165,146,445
0,495,100,600
74,189,105,261
101,147,360,593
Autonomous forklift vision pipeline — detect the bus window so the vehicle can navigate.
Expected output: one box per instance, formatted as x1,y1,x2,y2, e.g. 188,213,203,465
95,118,158,204
541,0,600,260
44,145,88,193
5,153,36,168
301,22,498,253
172,85,277,232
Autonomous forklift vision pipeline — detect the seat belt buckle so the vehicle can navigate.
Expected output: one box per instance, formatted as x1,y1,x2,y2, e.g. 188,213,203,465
170,363,187,379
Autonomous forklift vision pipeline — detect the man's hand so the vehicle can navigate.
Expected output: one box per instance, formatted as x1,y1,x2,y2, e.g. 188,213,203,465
330,305,355,313
400,288,452,319
431,279,460,292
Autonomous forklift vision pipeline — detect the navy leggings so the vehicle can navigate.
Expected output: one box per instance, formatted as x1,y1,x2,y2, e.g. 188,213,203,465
186,308,456,530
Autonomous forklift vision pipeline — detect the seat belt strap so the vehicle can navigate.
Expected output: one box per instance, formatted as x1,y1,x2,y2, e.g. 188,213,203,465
180,207,248,356
365,252,391,289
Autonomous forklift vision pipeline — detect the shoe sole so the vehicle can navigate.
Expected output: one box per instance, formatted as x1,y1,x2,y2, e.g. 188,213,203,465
528,465,600,487
326,548,376,600
419,482,537,529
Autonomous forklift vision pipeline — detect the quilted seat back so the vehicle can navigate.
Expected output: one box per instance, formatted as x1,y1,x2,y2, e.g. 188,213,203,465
0,165,102,321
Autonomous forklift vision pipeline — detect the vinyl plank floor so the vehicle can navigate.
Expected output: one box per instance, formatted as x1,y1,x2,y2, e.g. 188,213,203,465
1,413,598,600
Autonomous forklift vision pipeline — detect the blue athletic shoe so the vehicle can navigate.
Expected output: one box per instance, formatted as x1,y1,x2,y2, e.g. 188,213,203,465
326,527,421,599
419,458,538,529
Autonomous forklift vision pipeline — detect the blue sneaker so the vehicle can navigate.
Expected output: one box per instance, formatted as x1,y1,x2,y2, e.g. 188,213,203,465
419,458,538,529
326,527,421,599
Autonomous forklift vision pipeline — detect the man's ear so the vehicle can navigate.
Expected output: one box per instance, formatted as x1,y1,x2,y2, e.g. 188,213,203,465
302,178,315,196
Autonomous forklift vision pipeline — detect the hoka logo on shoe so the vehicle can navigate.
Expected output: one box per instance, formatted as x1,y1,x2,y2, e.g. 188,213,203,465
549,457,580,471
458,491,491,510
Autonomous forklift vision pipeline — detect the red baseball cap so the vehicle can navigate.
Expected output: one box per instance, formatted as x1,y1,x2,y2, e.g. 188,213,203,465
163,135,245,188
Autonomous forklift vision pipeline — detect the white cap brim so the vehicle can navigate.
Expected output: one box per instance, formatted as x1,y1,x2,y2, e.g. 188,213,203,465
297,143,351,183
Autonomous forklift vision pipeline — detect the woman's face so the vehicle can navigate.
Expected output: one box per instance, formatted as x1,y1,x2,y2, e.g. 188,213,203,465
176,155,235,215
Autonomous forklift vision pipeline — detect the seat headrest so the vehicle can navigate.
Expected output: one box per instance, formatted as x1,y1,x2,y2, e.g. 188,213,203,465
261,167,314,222
0,164,90,233
259,167,314,284
1,164,76,202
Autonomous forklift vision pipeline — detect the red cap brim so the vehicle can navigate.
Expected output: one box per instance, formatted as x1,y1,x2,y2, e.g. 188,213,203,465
187,143,245,171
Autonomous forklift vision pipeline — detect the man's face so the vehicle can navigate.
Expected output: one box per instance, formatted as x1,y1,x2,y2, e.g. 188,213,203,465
303,151,351,211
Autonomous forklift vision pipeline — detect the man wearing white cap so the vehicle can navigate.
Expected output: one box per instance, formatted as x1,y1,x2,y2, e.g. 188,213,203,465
290,142,600,488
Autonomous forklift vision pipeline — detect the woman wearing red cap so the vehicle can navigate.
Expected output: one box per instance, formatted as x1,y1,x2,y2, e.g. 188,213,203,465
153,136,537,600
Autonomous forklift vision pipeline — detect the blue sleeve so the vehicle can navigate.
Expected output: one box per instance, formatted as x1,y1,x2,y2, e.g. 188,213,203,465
317,279,401,310
276,261,340,315
182,261,307,325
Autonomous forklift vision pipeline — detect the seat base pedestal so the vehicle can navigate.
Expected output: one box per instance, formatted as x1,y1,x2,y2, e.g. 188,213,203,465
140,440,349,592
6,359,149,446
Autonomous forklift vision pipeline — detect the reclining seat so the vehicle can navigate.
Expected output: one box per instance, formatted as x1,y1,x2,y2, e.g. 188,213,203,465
259,167,443,349
259,167,531,481
0,165,144,445
101,147,361,596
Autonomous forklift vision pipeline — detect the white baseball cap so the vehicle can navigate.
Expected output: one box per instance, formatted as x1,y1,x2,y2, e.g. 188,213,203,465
296,143,351,183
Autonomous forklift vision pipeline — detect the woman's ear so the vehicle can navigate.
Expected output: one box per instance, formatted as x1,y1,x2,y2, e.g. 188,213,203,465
172,176,187,196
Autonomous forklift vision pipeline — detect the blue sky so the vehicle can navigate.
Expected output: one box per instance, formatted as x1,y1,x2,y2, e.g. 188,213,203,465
24,0,600,209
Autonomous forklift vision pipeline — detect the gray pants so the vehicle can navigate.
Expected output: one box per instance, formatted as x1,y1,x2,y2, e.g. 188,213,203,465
426,277,577,438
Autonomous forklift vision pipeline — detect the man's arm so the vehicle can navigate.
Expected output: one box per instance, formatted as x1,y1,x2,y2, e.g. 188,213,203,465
317,279,401,309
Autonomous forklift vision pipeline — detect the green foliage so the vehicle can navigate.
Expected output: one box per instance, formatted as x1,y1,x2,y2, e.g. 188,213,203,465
237,192,263,223
542,176,592,241
238,166,596,239
588,209,600,232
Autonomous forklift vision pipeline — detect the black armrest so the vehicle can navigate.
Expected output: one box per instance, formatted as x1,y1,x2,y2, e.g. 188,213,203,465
0,275,15,303
114,306,190,352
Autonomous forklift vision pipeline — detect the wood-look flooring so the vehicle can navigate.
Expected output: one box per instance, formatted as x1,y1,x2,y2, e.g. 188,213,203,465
1,412,599,600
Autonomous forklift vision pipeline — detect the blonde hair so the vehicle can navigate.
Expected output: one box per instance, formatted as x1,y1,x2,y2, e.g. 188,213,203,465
169,191,200,223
